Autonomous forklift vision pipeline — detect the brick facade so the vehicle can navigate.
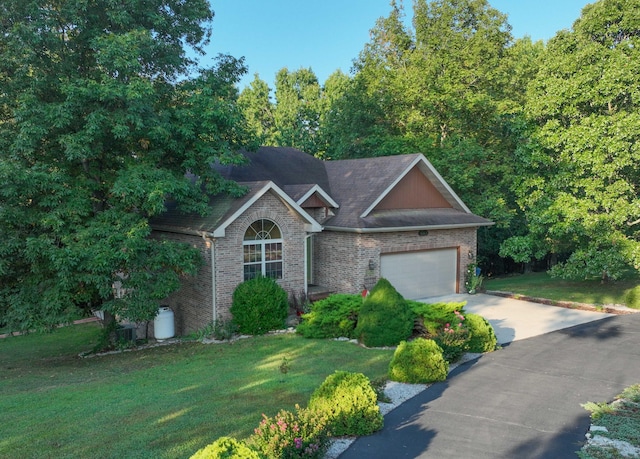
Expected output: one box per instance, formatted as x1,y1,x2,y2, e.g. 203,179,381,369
153,191,309,336
314,227,478,296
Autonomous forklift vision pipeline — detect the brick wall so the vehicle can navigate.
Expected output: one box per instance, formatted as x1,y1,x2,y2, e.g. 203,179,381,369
150,231,212,337
215,191,308,322
314,227,478,296
152,190,309,336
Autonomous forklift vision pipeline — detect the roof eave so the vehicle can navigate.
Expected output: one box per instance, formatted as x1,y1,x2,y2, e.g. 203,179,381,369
213,181,323,237
322,221,495,234
150,224,216,238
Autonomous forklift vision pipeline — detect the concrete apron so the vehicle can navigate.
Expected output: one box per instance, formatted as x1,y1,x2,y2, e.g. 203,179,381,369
420,293,614,345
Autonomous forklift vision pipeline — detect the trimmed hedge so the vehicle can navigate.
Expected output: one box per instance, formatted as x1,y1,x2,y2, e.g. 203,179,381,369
354,278,414,347
464,313,498,353
388,338,449,383
308,371,383,437
296,294,362,339
230,276,288,335
190,437,259,459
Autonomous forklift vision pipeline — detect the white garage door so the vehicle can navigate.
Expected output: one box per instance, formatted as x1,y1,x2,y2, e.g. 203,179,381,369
380,248,458,299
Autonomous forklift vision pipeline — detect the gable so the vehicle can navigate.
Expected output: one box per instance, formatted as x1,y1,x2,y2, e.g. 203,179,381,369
373,165,452,211
300,192,328,208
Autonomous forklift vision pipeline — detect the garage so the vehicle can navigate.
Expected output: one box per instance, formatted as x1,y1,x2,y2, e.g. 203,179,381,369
380,248,458,299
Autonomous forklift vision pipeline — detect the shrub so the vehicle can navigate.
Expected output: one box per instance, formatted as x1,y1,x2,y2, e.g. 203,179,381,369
296,294,362,339
308,371,383,437
230,276,288,335
625,285,640,309
190,436,259,459
388,338,449,383
353,278,414,347
408,300,467,336
464,313,498,353
433,309,469,362
247,406,329,459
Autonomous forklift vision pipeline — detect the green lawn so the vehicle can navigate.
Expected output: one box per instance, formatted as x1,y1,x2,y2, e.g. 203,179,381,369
484,271,640,307
0,323,393,459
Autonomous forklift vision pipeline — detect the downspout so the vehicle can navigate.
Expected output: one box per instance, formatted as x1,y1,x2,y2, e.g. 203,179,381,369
209,238,217,323
304,234,312,297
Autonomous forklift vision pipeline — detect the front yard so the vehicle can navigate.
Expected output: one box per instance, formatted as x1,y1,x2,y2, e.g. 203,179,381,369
484,271,640,307
0,323,393,458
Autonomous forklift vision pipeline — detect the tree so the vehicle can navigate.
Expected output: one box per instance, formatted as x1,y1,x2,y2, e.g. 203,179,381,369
238,74,276,146
501,0,640,279
323,0,532,271
0,0,253,331
272,67,323,153
321,0,413,160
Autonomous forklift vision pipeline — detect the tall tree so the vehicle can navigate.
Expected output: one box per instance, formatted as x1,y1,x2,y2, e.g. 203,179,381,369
272,67,323,153
238,74,276,146
501,0,640,279
324,0,532,270
0,0,253,331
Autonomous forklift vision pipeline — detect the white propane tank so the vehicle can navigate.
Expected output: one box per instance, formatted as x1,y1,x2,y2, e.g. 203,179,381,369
154,306,175,341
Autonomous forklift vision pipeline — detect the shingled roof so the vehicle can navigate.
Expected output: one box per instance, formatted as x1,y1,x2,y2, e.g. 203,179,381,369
153,147,492,235
151,180,322,237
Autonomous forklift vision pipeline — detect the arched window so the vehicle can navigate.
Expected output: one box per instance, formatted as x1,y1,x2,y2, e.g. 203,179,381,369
243,219,283,281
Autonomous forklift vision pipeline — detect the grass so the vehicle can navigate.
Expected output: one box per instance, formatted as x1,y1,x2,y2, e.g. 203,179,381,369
0,323,394,459
578,384,640,458
484,271,640,307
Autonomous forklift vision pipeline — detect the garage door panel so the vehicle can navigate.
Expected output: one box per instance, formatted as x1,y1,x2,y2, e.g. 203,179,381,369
381,248,457,299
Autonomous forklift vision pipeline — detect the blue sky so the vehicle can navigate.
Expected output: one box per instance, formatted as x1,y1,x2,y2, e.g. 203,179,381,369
204,1,592,89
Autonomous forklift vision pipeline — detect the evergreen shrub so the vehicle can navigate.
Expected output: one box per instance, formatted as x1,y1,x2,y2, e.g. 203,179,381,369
353,278,414,347
190,437,259,459
230,276,288,335
464,313,498,352
388,338,449,383
296,294,362,339
308,371,383,437
625,285,640,309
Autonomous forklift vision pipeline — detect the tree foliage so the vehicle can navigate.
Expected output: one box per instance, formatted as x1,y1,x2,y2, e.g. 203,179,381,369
0,0,254,331
501,0,640,279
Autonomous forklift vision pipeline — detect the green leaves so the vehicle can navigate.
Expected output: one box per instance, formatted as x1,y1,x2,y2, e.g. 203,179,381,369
0,1,251,330
507,0,640,278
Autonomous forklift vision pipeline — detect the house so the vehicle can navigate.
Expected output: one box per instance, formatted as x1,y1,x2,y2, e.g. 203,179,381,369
151,147,493,335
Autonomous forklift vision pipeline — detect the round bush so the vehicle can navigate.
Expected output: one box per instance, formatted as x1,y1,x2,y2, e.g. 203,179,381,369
464,313,498,353
296,294,362,339
353,278,414,347
230,276,288,335
308,371,383,437
625,286,640,309
190,437,259,459
388,338,449,383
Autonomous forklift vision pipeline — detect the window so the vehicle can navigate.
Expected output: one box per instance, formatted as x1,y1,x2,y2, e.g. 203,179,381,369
243,219,283,281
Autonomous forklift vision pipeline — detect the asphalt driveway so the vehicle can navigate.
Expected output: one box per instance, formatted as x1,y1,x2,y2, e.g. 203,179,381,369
340,299,640,458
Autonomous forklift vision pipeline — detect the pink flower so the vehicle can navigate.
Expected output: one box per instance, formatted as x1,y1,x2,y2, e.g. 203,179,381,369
445,323,450,328
294,437,303,449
